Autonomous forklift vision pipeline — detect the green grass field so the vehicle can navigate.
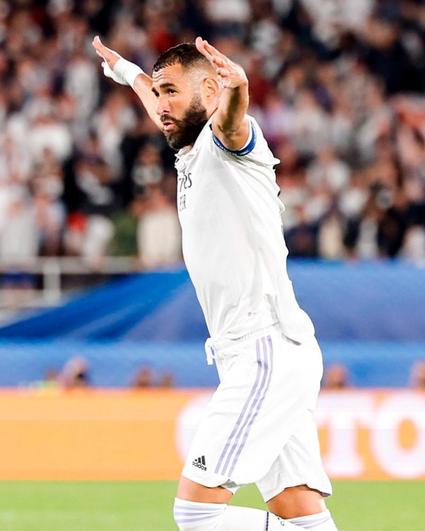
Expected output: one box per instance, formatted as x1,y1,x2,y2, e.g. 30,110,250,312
0,481,423,531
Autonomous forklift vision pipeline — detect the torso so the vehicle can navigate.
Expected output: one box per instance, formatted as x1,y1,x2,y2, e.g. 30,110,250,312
175,117,314,342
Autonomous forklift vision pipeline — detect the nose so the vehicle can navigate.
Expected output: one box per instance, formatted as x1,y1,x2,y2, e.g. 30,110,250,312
156,95,170,116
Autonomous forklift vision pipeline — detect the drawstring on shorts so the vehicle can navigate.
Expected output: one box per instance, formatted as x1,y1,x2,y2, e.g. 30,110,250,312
204,322,280,366
204,338,216,365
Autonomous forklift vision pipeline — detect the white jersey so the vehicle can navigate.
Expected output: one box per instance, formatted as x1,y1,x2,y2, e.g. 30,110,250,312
175,116,314,343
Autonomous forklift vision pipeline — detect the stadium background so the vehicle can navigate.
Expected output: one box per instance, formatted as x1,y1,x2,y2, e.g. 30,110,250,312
0,0,424,530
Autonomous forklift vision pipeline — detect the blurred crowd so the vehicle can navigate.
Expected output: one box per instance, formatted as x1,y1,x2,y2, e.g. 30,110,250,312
35,356,425,390
0,0,425,266
38,355,175,390
322,359,425,390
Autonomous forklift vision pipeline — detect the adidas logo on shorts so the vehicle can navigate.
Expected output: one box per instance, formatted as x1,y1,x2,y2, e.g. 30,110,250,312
192,455,207,471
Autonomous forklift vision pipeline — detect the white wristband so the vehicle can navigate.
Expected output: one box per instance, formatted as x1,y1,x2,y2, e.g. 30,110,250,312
102,60,128,85
114,57,144,88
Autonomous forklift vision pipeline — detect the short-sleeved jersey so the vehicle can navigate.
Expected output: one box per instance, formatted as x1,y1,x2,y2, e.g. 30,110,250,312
175,115,314,343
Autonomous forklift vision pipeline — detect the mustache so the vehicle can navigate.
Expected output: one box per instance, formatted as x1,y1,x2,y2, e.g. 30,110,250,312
161,115,177,124
160,97,208,150
160,110,205,128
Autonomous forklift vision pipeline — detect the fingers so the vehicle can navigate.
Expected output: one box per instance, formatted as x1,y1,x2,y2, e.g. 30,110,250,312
195,36,212,61
92,35,121,67
92,35,115,57
93,36,108,63
195,36,247,89
195,37,228,65
203,40,227,61
92,35,104,53
196,36,230,80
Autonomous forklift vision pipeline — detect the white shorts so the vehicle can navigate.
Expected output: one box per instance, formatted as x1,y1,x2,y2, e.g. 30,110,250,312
182,325,332,502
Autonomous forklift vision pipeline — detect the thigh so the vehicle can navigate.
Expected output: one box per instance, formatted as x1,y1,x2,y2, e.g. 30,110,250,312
177,476,233,504
267,484,327,519
256,408,332,504
181,333,269,490
182,331,323,490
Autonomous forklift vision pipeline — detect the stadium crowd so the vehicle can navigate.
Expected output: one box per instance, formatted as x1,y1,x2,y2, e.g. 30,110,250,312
0,0,425,266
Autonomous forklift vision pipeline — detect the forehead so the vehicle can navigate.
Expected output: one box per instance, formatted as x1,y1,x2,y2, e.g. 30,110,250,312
152,63,190,89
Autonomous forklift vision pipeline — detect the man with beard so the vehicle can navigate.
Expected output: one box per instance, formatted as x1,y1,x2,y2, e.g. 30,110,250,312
92,36,337,531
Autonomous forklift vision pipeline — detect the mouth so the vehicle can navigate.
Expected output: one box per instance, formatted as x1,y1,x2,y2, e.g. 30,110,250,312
161,118,177,133
162,122,176,133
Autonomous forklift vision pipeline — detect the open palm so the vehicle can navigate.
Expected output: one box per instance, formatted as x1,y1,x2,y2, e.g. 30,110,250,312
195,37,248,89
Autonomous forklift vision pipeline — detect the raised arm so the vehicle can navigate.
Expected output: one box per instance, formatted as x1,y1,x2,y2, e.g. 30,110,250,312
92,36,162,130
195,37,250,151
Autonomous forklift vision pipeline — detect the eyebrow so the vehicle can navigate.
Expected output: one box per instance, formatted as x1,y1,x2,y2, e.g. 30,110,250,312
151,82,177,96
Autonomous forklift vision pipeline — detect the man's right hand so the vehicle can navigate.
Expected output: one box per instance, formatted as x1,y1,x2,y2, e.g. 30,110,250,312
92,35,142,87
92,35,161,130
92,36,120,69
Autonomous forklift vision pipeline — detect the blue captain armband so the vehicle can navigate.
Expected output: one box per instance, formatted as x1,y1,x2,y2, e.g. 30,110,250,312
211,122,257,156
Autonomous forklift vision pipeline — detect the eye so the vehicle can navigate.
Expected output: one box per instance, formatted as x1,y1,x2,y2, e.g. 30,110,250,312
167,88,177,95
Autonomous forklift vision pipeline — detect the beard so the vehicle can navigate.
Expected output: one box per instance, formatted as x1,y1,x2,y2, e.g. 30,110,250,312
161,96,208,150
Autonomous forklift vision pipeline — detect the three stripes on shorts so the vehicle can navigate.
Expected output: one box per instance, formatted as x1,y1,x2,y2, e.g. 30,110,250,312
215,335,274,476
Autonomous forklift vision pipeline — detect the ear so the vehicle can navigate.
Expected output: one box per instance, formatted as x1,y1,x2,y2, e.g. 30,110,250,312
201,77,220,100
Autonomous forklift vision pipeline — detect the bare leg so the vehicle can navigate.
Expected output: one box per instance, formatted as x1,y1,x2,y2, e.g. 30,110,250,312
174,477,321,530
267,484,326,519
177,476,233,504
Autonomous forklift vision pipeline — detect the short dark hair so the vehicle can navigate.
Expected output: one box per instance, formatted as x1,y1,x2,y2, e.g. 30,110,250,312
153,43,211,72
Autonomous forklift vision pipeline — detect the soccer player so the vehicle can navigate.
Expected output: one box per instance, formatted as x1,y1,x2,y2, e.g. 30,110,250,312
93,35,338,531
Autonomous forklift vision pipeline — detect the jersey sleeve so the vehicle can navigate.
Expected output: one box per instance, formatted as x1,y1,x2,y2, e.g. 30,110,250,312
210,116,280,168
